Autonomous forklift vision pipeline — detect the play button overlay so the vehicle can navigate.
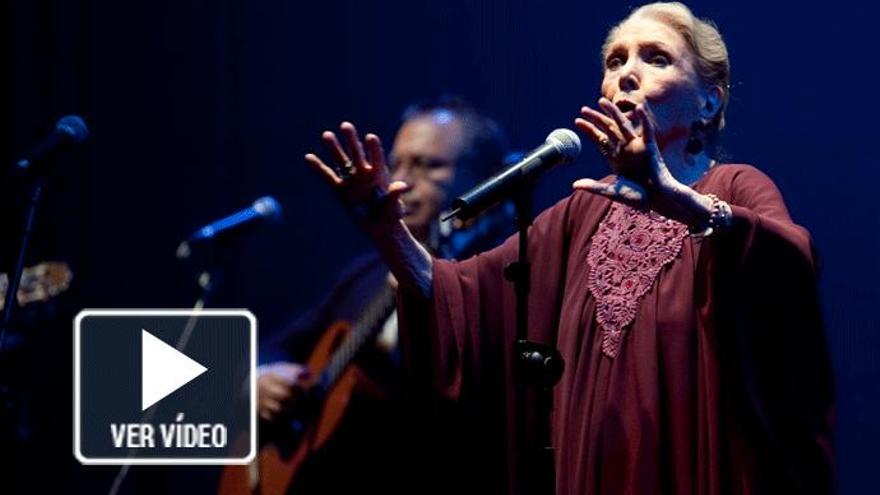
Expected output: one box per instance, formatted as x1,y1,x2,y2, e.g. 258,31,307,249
141,329,208,411
74,310,256,465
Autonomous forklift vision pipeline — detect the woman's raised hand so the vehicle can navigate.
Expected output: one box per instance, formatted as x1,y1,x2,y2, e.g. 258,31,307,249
305,121,433,297
305,121,411,226
573,99,712,227
577,97,653,178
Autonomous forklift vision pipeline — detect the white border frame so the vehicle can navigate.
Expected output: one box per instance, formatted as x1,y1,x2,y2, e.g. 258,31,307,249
74,309,257,465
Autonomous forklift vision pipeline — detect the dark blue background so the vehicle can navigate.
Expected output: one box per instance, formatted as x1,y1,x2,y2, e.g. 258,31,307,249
2,0,877,493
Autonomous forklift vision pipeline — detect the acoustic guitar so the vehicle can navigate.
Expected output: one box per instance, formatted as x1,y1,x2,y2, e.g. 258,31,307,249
218,283,397,495
0,261,73,312
218,204,514,495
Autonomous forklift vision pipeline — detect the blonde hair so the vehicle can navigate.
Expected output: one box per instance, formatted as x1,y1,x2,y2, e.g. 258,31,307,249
604,2,730,147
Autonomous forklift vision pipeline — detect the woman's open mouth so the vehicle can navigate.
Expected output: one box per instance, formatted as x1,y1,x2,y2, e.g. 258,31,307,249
614,99,639,125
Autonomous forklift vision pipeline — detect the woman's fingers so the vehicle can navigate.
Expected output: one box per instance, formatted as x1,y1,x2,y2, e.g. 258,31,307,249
574,118,609,145
634,103,677,186
575,117,620,159
339,121,369,171
381,180,412,218
306,122,405,224
305,153,343,186
308,124,382,189
313,125,388,181
635,104,660,156
598,98,637,142
321,130,350,167
386,180,412,204
573,177,646,207
387,180,412,197
364,133,387,171
572,177,603,192
579,105,624,142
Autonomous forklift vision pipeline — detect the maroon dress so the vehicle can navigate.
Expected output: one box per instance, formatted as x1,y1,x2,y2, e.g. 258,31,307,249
398,164,834,494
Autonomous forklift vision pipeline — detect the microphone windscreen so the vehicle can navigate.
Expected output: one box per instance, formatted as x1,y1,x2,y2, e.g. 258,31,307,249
56,115,89,143
252,196,282,221
546,128,581,162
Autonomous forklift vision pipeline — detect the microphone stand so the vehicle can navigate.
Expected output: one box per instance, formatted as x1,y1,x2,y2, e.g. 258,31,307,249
0,177,45,355
0,177,44,489
1,115,88,353
174,240,227,346
107,241,226,495
504,183,564,495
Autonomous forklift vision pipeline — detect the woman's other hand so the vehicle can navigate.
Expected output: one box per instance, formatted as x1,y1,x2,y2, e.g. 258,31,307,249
305,121,433,298
305,122,412,227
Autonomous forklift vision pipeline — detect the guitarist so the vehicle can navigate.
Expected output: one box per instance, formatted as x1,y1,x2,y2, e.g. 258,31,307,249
255,98,509,495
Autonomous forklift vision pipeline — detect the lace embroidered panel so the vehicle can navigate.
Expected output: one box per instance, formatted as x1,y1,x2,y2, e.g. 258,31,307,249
586,203,688,358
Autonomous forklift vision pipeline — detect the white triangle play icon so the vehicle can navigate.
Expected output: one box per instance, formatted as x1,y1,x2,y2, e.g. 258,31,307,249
141,329,208,411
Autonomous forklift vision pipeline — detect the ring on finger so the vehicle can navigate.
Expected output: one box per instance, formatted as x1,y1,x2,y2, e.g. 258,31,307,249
598,137,616,157
337,159,355,180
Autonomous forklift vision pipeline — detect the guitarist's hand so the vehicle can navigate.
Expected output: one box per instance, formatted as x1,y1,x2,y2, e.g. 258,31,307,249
257,362,311,423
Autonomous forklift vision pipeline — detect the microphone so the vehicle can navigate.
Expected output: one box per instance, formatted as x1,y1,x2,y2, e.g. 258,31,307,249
443,128,581,222
176,196,282,258
14,115,90,172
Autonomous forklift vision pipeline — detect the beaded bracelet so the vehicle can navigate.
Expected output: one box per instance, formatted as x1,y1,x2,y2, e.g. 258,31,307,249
689,193,733,238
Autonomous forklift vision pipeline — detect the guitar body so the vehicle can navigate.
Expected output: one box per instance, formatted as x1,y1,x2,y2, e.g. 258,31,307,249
218,320,372,495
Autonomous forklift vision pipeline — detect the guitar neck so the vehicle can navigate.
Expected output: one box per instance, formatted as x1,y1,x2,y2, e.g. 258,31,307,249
319,283,397,389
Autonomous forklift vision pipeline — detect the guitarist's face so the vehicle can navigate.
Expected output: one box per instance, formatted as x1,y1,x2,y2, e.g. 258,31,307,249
389,111,465,241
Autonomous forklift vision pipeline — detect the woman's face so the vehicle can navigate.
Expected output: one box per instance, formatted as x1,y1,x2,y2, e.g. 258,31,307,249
601,17,706,148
